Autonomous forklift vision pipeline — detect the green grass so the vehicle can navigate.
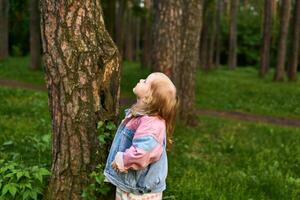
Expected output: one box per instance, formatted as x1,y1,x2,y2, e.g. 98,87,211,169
0,87,51,167
0,57,45,85
197,66,300,119
166,116,300,199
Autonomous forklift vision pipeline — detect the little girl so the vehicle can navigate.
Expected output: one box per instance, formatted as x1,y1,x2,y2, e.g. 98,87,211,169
104,72,179,200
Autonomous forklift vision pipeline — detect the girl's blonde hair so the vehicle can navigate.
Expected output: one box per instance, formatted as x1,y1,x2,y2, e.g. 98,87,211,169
130,73,179,150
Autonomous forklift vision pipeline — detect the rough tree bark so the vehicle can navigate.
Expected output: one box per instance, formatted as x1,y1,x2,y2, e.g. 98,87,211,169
40,0,121,199
287,0,300,81
152,0,202,125
274,0,291,81
228,0,238,69
0,0,9,59
29,0,41,70
151,0,182,77
176,0,202,125
259,0,273,77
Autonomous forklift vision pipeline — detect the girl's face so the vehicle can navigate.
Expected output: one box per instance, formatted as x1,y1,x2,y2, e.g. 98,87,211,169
133,74,156,99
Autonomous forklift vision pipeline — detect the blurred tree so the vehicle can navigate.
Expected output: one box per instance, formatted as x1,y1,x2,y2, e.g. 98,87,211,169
29,0,41,70
215,0,223,67
259,0,274,77
228,0,238,69
40,0,121,199
199,0,211,70
124,1,134,61
115,0,127,57
287,0,300,81
141,0,152,68
0,0,9,59
106,0,116,39
274,0,291,81
176,0,202,125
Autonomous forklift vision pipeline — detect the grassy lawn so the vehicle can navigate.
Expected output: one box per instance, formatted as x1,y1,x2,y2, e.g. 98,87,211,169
1,57,300,199
167,117,300,199
0,87,51,168
197,67,300,119
0,57,45,85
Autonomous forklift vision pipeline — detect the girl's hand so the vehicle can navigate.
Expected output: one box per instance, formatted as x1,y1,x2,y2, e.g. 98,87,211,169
111,159,128,173
111,160,119,172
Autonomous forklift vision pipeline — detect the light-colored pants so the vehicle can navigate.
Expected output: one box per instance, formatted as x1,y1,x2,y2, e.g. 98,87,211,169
115,187,162,200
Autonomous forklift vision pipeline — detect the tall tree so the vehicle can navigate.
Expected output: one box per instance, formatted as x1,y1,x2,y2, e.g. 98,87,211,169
29,0,41,70
287,0,300,81
228,0,238,69
107,0,116,39
124,2,134,61
215,0,223,67
0,0,9,59
151,0,182,76
141,0,152,68
259,0,274,77
207,1,217,69
115,0,127,57
274,0,291,81
176,0,202,125
199,0,210,70
152,0,202,125
40,0,121,199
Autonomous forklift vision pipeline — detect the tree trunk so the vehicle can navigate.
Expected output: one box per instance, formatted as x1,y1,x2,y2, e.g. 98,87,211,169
215,0,223,67
259,0,273,77
141,0,152,68
151,0,182,76
135,17,141,61
124,6,134,61
274,0,291,81
29,0,41,70
40,0,121,199
115,0,126,58
287,0,300,81
107,0,116,39
208,2,217,69
0,0,9,60
228,0,238,69
199,0,209,70
176,0,202,125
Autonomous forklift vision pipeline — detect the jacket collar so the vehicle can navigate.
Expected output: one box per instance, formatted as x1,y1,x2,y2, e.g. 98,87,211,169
124,108,144,118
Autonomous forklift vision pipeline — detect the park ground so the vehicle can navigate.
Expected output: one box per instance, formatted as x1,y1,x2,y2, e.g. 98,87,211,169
0,57,300,199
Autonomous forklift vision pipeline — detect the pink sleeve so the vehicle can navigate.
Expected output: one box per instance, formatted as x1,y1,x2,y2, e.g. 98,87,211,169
122,117,165,170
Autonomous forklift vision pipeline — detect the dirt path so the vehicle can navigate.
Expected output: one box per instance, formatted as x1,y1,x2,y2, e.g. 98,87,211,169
1,78,300,128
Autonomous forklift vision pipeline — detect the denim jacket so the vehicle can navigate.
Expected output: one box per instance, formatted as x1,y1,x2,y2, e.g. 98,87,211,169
104,108,168,195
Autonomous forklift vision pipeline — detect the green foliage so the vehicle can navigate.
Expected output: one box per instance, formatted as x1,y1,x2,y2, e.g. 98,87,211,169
97,120,117,145
81,164,111,200
0,159,51,200
0,87,51,167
